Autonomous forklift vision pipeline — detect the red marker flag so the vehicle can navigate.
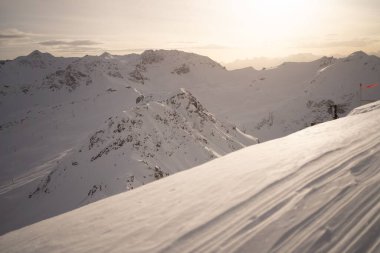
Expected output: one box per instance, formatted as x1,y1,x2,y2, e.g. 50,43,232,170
361,83,379,89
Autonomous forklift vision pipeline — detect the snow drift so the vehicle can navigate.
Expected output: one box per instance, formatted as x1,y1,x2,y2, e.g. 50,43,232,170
1,101,379,253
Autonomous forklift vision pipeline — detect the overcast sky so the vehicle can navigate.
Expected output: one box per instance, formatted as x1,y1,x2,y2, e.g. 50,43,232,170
0,0,379,62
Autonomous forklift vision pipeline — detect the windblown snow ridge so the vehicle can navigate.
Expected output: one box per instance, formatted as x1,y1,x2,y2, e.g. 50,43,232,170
1,101,379,253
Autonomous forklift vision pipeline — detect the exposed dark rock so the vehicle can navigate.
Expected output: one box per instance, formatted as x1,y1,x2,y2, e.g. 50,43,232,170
172,64,190,75
128,64,148,84
136,95,144,104
141,50,164,64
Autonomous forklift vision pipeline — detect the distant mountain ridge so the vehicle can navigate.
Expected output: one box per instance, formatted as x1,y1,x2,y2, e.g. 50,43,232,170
224,53,322,70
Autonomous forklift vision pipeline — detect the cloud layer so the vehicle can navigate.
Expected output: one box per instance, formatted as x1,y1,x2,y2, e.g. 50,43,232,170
0,29,32,40
0,34,26,39
39,40,101,46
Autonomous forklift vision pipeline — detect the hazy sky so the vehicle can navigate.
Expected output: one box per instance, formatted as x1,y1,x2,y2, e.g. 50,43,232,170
0,0,379,62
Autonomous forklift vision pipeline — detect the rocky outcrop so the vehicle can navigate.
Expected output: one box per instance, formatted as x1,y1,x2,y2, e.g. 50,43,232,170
29,89,258,202
43,65,91,91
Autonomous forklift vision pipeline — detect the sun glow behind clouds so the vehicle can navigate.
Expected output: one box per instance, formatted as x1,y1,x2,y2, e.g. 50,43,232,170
191,0,325,59
224,0,321,47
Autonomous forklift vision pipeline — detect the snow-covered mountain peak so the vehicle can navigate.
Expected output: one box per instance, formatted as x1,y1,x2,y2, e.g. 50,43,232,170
27,50,54,59
344,51,370,62
317,56,337,68
348,50,368,58
13,50,56,69
140,49,224,69
77,88,257,166
140,49,165,64
99,52,114,59
164,88,217,124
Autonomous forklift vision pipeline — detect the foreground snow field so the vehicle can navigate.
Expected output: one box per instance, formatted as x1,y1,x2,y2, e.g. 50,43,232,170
1,101,379,253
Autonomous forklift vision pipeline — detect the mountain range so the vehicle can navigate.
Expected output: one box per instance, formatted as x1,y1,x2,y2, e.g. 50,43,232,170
0,49,379,235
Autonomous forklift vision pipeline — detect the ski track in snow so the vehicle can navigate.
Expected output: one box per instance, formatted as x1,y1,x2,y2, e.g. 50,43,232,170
0,148,73,195
0,101,379,253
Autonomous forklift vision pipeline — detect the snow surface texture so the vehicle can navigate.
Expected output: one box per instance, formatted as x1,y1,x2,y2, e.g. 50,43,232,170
1,49,380,234
1,101,380,253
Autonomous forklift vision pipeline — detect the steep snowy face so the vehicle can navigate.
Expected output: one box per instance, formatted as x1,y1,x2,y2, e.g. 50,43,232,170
1,101,379,253
31,89,256,198
0,89,257,235
29,90,257,199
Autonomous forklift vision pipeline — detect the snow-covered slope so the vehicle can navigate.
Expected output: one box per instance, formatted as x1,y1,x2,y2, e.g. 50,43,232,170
1,101,379,253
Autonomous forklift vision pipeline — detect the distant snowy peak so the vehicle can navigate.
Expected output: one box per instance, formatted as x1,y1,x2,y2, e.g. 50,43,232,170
127,49,225,84
141,49,223,67
138,49,225,73
99,52,114,60
347,50,368,59
296,51,376,71
341,51,380,64
27,50,54,58
14,50,56,69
